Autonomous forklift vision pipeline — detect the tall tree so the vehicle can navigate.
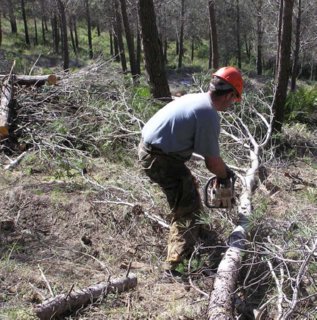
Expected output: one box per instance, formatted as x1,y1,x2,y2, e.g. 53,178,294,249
85,0,93,59
208,0,219,70
21,0,30,45
177,0,185,69
291,0,301,92
255,0,263,75
6,0,17,34
275,0,283,77
138,0,170,99
0,8,2,46
56,0,69,71
119,0,139,80
113,0,127,72
272,0,294,133
235,0,241,68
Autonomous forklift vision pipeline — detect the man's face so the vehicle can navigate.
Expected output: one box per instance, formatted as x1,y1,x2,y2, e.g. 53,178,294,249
218,92,237,111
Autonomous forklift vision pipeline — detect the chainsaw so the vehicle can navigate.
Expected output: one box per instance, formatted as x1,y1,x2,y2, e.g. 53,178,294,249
204,175,236,209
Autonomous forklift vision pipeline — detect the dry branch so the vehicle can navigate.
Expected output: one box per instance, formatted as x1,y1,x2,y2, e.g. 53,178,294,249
0,76,13,138
34,274,137,320
0,74,58,86
208,98,274,319
208,247,241,319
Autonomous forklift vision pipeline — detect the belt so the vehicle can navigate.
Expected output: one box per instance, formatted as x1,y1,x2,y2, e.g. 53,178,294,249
143,141,164,153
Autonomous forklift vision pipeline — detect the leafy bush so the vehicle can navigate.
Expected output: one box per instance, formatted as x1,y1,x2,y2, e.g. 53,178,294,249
285,86,317,124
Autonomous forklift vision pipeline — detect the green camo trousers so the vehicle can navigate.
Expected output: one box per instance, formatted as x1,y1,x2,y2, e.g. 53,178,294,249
138,141,202,269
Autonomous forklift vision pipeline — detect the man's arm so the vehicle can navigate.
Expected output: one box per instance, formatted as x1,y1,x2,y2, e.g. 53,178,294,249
205,155,228,179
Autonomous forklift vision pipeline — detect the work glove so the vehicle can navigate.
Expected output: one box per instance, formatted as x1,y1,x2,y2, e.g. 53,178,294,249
212,178,234,208
226,166,235,179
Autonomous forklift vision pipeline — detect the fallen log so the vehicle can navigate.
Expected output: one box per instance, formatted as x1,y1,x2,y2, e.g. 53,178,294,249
0,74,58,86
208,247,242,320
34,274,137,320
208,99,274,319
0,76,13,139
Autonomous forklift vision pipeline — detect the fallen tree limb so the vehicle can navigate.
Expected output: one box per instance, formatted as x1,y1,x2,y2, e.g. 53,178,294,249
34,274,137,320
208,97,274,319
0,74,58,86
0,76,13,139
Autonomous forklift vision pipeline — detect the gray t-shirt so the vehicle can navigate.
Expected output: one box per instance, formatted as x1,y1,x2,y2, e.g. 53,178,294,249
142,92,220,160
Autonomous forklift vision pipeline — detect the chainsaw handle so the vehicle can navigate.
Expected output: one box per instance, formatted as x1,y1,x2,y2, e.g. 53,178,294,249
204,176,217,208
203,175,236,209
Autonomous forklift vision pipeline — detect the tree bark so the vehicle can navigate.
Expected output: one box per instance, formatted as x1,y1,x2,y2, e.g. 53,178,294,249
208,0,219,70
235,0,241,69
177,0,185,69
0,76,13,139
34,274,137,320
256,0,263,75
51,16,59,53
113,0,127,72
272,0,294,133
6,0,17,34
119,0,139,80
56,0,69,71
208,248,241,320
0,74,58,86
34,18,38,45
138,0,171,100
85,0,93,59
291,0,301,92
21,0,30,45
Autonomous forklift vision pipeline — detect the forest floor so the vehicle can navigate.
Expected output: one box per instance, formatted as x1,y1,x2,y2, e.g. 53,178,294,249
0,62,316,320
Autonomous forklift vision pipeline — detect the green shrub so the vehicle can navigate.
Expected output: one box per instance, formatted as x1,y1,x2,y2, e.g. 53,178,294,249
285,86,317,124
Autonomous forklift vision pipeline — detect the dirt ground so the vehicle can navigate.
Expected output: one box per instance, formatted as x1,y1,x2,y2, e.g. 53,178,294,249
0,147,316,319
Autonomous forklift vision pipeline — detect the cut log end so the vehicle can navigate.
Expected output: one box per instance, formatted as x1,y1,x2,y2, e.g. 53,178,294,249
47,74,58,86
0,126,9,139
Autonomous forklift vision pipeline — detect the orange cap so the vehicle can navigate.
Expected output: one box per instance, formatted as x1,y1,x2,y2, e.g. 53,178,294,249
212,66,243,102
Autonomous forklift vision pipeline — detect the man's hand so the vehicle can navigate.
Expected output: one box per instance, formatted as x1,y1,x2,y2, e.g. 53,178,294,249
225,166,235,179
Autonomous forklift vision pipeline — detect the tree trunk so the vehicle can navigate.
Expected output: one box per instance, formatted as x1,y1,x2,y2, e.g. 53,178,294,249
208,0,219,70
0,9,2,46
177,0,185,69
51,16,59,53
191,37,194,62
34,18,38,45
41,18,46,44
113,0,127,73
136,20,141,75
138,0,171,100
7,0,17,34
275,0,283,78
119,0,139,80
235,0,241,69
34,274,137,320
291,0,301,92
0,76,13,139
208,248,242,319
21,0,30,45
208,30,212,69
109,30,114,56
56,0,69,71
272,0,294,133
256,0,263,75
0,74,58,86
85,0,93,59
69,19,77,56
39,0,46,44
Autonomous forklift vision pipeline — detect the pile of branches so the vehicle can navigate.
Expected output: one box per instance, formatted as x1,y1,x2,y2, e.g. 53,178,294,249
7,60,144,166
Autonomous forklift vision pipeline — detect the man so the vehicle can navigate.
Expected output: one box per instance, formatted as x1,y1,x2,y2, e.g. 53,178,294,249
138,66,243,276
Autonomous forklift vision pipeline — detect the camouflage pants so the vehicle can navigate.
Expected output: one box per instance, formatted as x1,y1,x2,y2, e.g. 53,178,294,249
138,141,202,269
